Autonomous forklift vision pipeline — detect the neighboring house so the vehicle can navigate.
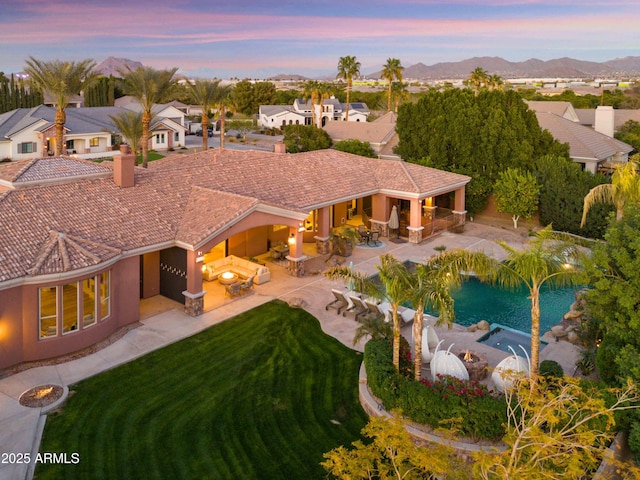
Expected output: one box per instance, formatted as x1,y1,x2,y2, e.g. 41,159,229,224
323,111,400,160
0,103,187,161
43,92,84,109
575,108,640,133
258,97,369,129
526,101,634,173
0,148,469,370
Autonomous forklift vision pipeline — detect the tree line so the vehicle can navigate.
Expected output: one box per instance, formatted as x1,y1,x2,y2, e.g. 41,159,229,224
0,72,43,113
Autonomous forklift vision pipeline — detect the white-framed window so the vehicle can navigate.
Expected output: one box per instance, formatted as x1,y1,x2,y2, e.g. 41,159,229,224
18,142,37,154
100,271,110,320
89,137,100,147
39,286,58,339
155,133,165,144
66,139,75,149
174,132,179,142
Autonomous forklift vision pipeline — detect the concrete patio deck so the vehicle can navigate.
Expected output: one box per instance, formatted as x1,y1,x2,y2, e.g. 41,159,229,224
0,222,583,480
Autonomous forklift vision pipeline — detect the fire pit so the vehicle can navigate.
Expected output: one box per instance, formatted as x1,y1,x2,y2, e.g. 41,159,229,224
458,349,488,382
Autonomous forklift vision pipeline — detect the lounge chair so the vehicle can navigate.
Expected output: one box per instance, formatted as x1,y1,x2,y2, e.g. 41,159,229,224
343,295,368,320
326,289,349,314
240,275,255,293
412,325,440,363
225,282,242,297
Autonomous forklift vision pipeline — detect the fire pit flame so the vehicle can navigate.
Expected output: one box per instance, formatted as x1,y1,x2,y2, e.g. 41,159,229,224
463,349,474,362
34,386,54,399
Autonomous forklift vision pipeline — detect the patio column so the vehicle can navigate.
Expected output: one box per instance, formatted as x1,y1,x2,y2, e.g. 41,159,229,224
287,227,306,277
183,249,205,316
423,197,437,221
452,186,467,227
407,198,424,244
370,193,390,237
314,207,330,254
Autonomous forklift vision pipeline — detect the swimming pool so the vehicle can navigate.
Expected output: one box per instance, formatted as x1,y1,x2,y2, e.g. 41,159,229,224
371,261,578,335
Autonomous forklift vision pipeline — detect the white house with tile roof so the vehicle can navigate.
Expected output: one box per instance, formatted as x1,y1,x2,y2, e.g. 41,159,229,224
0,148,469,370
323,111,400,160
259,98,370,129
0,104,187,162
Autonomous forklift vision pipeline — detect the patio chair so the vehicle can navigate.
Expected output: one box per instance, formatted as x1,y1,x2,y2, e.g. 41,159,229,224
343,295,368,320
240,275,255,293
326,289,349,314
224,282,242,297
411,325,440,363
368,230,380,246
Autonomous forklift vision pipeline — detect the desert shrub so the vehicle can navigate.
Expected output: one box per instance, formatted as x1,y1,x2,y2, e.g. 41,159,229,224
540,360,564,378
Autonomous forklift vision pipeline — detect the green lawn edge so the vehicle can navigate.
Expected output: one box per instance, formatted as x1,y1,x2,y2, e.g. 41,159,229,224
35,300,367,480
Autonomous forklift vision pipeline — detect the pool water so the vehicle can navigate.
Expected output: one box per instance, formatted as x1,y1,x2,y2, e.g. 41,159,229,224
370,261,578,335
440,275,578,334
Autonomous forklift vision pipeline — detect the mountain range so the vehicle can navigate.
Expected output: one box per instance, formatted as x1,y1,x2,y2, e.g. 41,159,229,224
365,56,640,80
93,55,640,81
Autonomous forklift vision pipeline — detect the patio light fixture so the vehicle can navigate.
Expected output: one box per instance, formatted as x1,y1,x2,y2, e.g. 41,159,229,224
288,234,296,246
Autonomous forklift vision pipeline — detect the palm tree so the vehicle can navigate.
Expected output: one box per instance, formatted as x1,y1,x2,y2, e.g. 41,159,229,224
24,57,97,156
108,110,156,161
184,79,232,152
381,58,404,112
216,83,233,149
488,74,505,91
302,80,320,127
408,250,491,381
477,226,584,383
315,82,334,127
325,254,412,372
466,67,489,95
581,155,640,226
391,81,410,113
120,66,178,168
336,56,361,121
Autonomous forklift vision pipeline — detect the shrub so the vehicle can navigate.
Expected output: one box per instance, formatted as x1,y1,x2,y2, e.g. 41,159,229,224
364,339,507,441
596,336,623,386
629,421,640,464
540,360,564,378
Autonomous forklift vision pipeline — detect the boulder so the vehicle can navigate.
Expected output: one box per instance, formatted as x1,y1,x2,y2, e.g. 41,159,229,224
467,324,478,332
477,320,490,331
563,309,582,320
551,325,567,338
567,331,580,344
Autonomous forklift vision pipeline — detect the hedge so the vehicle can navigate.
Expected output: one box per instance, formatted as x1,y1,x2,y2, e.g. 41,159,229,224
364,339,506,441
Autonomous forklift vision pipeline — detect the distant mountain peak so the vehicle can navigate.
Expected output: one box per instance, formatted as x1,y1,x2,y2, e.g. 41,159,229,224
93,57,144,78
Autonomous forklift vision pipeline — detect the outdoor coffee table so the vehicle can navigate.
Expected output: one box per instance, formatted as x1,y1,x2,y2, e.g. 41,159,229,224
218,271,239,285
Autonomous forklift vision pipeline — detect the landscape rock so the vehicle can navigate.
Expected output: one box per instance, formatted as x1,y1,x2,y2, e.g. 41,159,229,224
567,331,580,344
477,320,490,331
467,324,478,332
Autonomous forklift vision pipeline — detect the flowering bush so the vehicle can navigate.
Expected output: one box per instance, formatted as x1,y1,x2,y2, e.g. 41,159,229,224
365,339,507,441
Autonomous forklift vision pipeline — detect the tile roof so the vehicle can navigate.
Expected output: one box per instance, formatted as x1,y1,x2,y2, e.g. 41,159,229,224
0,149,469,284
535,112,633,160
0,156,112,187
323,121,396,146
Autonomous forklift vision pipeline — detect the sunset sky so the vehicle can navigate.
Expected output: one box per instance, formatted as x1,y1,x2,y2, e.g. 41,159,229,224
1,0,639,79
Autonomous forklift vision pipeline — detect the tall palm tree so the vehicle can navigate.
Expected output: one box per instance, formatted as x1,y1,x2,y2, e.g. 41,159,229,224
325,254,412,372
581,156,640,226
336,55,361,121
466,67,489,95
477,226,584,384
381,58,404,112
108,110,156,161
391,81,410,113
120,66,178,168
302,80,320,127
488,74,505,91
216,83,233,150
314,82,334,127
24,57,97,156
408,250,491,381
184,79,232,152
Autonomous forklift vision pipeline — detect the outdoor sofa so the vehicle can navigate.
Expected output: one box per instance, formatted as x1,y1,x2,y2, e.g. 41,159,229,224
202,255,271,284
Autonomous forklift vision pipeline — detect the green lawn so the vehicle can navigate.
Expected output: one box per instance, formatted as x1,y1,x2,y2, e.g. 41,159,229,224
36,301,367,479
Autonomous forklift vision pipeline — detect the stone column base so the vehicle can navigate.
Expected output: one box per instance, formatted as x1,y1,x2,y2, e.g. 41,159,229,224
314,236,330,255
183,290,206,316
452,210,467,225
286,256,306,277
423,206,437,221
407,226,424,244
370,220,389,238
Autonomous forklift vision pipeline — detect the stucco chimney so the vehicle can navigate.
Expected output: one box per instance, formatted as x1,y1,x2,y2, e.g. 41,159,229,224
274,141,286,154
114,144,135,188
594,106,615,138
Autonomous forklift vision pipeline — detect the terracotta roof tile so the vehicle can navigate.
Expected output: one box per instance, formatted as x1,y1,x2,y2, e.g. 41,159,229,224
0,149,470,284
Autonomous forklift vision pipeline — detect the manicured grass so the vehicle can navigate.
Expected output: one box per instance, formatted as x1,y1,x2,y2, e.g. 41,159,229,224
36,301,367,479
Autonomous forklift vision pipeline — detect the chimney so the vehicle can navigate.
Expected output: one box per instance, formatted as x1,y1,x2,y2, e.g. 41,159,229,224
274,141,286,154
114,144,135,188
594,106,614,138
